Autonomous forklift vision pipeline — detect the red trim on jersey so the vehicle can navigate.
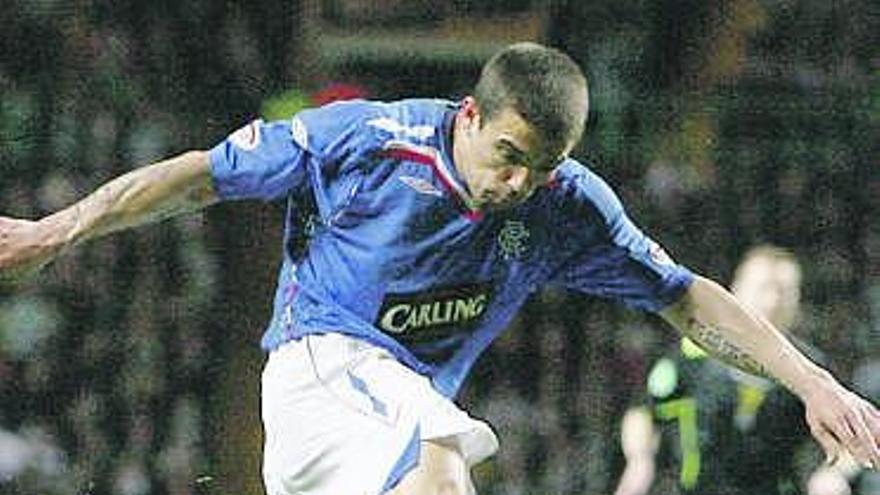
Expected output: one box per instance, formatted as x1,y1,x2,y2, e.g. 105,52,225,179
545,169,561,190
380,141,483,222
381,148,436,167
464,209,485,222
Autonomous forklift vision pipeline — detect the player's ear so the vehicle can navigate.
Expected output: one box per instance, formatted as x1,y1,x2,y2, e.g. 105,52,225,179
460,96,481,133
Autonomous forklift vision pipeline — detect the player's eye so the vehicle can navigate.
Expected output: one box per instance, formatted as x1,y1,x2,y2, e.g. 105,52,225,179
504,152,522,166
495,142,526,166
496,148,518,164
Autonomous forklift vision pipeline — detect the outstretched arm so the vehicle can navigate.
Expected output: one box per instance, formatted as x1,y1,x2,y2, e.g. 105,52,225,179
0,150,217,283
660,276,880,470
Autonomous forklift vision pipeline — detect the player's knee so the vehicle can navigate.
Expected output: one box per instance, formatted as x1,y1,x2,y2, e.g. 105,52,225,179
388,441,473,495
432,478,469,495
388,474,470,495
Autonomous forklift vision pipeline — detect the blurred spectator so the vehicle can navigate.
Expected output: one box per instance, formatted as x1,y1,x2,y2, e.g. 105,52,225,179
614,245,855,495
0,426,66,492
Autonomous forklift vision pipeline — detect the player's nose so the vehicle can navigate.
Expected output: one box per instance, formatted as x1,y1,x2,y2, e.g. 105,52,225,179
504,166,530,195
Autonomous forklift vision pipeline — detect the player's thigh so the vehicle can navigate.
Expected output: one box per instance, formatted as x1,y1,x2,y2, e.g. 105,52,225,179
385,439,474,495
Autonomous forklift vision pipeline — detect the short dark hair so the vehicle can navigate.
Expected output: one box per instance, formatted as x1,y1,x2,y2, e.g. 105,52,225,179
474,42,589,151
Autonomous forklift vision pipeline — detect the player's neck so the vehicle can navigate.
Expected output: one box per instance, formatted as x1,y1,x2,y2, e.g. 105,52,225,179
450,112,472,192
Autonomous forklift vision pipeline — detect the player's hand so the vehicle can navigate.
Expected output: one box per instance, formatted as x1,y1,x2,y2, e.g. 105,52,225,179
802,376,880,471
0,216,59,284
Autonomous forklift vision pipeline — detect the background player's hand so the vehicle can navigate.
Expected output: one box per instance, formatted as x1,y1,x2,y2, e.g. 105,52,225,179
0,216,59,284
802,377,880,470
807,466,851,495
612,460,653,495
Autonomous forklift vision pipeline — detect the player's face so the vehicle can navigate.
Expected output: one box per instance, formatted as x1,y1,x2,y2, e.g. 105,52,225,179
456,100,571,210
733,258,802,331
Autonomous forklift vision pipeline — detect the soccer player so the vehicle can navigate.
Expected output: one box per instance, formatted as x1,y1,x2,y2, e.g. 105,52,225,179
1,43,878,495
613,246,860,495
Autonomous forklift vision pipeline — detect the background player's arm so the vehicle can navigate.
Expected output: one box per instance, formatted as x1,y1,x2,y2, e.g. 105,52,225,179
660,275,880,470
613,406,658,495
0,150,216,282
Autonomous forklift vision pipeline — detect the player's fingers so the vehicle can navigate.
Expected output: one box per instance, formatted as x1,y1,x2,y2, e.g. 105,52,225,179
812,424,841,465
868,406,880,444
860,406,880,469
838,409,879,470
850,406,880,470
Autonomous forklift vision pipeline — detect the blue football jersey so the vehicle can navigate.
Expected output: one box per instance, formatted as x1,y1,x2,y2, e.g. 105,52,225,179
209,98,694,397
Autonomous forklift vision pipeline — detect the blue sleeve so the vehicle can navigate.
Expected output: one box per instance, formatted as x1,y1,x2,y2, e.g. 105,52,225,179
549,167,694,313
209,119,308,201
209,100,377,201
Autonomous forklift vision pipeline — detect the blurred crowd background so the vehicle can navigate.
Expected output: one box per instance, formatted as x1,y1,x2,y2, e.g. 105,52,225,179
0,1,877,494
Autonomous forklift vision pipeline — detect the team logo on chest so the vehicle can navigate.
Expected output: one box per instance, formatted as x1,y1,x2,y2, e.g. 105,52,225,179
399,175,444,197
497,220,530,260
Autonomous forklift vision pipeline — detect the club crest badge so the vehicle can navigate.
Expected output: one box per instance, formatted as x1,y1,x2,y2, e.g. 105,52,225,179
497,220,530,261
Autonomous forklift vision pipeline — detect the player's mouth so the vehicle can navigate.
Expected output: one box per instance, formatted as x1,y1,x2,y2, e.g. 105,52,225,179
480,192,524,210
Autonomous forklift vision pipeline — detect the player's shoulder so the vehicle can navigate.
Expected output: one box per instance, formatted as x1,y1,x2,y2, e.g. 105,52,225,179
544,158,625,223
378,98,457,119
359,98,454,143
292,98,453,157
299,98,451,128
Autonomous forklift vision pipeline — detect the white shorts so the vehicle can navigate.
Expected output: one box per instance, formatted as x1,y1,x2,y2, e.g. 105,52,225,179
261,333,499,495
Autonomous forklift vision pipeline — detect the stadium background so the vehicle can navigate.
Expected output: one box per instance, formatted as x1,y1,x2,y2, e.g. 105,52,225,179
0,1,876,494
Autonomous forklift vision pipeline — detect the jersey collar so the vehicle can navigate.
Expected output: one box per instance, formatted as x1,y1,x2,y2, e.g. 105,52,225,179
438,107,482,215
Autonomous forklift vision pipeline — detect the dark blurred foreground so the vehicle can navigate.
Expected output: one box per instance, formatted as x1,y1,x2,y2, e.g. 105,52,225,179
0,1,877,494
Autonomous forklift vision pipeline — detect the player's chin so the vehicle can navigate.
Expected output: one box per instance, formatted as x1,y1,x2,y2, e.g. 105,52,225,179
476,191,526,211
481,200,517,212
